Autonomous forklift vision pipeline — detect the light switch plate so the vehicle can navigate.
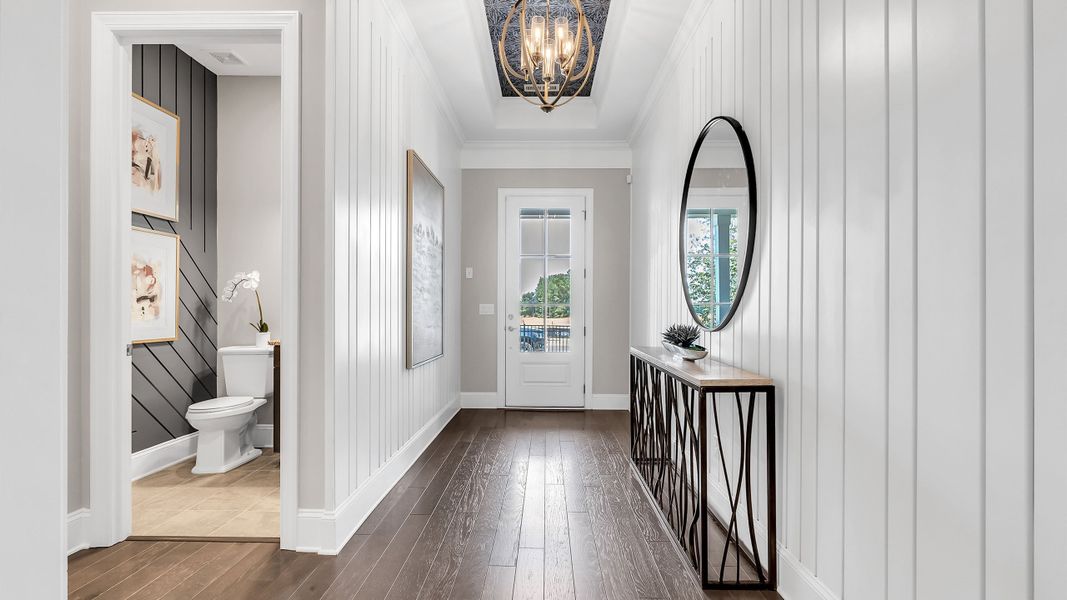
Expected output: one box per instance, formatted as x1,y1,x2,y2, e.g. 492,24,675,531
479,303,495,315
465,267,474,279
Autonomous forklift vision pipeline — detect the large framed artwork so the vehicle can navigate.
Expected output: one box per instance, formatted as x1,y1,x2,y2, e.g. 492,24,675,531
131,226,180,344
131,93,180,221
406,150,445,368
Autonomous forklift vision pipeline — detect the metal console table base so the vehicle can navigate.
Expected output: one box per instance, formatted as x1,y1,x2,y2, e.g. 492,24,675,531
629,347,777,591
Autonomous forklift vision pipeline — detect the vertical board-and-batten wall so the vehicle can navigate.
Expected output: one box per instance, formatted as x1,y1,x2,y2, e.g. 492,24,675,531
630,0,1058,599
130,44,218,453
318,0,463,547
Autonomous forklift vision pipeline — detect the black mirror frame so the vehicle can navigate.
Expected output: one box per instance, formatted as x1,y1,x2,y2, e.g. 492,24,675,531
678,115,758,332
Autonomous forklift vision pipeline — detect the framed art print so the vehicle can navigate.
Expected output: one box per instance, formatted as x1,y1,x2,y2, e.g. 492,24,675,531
131,93,180,221
406,150,445,368
131,226,180,344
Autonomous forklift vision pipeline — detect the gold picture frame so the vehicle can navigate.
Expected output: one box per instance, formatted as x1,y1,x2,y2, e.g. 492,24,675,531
131,93,181,222
131,226,181,344
406,150,446,368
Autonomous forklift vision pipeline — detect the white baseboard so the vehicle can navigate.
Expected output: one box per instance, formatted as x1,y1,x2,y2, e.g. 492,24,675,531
588,393,629,410
67,508,91,555
252,424,274,448
295,400,461,554
461,392,629,410
461,392,501,409
131,432,198,481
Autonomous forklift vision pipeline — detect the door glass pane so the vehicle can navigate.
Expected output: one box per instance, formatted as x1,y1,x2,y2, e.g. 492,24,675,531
545,258,571,305
520,211,545,255
546,210,571,255
545,305,570,353
520,304,545,353
520,258,545,303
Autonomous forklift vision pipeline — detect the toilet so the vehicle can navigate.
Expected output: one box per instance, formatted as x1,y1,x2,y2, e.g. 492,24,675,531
185,345,272,474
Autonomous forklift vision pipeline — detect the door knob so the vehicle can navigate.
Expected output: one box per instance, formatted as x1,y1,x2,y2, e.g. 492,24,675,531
507,326,516,332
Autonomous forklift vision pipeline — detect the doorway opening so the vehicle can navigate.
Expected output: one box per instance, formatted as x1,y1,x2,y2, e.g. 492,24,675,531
86,12,300,550
498,189,594,408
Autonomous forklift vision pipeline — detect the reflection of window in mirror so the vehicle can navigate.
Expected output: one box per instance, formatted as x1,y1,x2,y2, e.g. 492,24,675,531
685,186,748,327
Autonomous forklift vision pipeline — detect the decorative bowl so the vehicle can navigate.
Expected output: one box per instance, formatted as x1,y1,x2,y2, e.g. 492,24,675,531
662,341,708,362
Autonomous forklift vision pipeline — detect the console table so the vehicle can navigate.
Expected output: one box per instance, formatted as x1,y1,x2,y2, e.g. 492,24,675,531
629,346,777,591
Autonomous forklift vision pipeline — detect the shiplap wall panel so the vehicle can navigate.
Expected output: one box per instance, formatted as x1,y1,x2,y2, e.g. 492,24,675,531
984,0,1034,597
1033,1,1067,596
630,0,1047,597
130,45,218,453
329,0,462,511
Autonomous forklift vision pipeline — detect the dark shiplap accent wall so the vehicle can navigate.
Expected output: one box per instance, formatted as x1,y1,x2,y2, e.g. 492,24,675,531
131,44,218,453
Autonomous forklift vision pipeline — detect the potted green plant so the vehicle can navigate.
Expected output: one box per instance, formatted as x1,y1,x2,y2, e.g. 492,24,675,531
222,270,271,348
661,323,708,361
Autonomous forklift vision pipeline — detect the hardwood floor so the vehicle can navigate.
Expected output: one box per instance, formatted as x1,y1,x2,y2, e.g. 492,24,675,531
68,409,783,599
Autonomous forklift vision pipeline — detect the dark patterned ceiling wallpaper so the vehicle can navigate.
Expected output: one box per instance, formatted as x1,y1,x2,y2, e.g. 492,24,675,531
484,0,611,98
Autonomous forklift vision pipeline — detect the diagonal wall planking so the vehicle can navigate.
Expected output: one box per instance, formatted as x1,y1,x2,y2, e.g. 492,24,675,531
130,44,218,454
630,0,1050,598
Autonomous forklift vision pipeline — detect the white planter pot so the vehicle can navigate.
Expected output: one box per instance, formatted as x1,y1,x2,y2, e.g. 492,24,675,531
255,331,271,348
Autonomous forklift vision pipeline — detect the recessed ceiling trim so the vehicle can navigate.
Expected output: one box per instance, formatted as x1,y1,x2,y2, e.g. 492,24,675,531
461,139,632,169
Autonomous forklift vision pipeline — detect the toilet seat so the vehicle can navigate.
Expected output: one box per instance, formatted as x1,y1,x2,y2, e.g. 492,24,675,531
187,396,255,414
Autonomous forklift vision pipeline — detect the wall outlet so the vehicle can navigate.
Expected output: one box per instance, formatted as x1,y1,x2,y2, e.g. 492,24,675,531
479,304,495,315
465,267,474,279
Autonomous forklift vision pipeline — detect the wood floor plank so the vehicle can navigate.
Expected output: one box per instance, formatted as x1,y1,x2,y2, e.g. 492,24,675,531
519,455,546,549
321,485,427,600
69,542,179,600
68,542,160,592
95,542,207,599
489,459,531,566
481,566,516,599
543,485,575,600
154,543,262,600
126,543,237,600
567,512,607,600
287,534,370,599
544,430,564,485
514,548,545,600
410,440,474,515
415,512,477,599
353,512,432,599
186,542,277,599
647,541,706,600
585,487,641,600
559,441,588,513
445,475,511,599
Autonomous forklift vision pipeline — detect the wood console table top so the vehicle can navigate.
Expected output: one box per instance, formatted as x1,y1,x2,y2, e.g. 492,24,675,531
630,346,774,388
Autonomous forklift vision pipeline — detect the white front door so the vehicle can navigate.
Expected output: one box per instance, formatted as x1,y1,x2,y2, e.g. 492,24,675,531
503,192,587,408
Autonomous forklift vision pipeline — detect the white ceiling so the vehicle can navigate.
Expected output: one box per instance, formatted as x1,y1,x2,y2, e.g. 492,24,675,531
176,40,281,77
400,0,693,143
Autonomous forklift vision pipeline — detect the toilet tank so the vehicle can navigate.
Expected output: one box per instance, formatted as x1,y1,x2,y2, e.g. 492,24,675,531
218,346,274,398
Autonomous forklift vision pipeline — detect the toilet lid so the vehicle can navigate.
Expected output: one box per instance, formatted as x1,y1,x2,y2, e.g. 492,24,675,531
188,396,255,413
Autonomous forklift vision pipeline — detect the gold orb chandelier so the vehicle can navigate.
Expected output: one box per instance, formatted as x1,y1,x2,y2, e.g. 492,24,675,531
497,0,596,113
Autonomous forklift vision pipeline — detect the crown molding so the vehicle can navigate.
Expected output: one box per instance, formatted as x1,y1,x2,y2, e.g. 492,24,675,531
461,140,632,169
627,0,716,143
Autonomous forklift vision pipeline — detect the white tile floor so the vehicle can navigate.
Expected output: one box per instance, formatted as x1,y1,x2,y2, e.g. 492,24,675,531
131,450,279,538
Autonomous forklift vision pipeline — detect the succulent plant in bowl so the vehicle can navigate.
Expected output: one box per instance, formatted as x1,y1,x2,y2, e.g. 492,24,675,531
661,323,708,361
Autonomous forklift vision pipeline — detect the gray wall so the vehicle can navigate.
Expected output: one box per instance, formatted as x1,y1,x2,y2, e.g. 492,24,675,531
461,169,631,395
217,75,281,424
130,44,218,454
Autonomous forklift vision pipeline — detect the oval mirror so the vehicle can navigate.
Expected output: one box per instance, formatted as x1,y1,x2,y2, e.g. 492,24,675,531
679,116,757,331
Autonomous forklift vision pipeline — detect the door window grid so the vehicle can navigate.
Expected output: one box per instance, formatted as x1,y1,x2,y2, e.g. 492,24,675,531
519,208,572,353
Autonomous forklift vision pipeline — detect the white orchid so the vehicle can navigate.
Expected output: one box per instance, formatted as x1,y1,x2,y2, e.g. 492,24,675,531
221,270,269,333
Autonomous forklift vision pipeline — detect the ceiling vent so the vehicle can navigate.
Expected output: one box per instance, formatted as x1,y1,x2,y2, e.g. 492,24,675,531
208,51,245,66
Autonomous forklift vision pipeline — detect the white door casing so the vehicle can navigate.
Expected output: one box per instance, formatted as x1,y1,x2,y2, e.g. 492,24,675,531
501,190,589,408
